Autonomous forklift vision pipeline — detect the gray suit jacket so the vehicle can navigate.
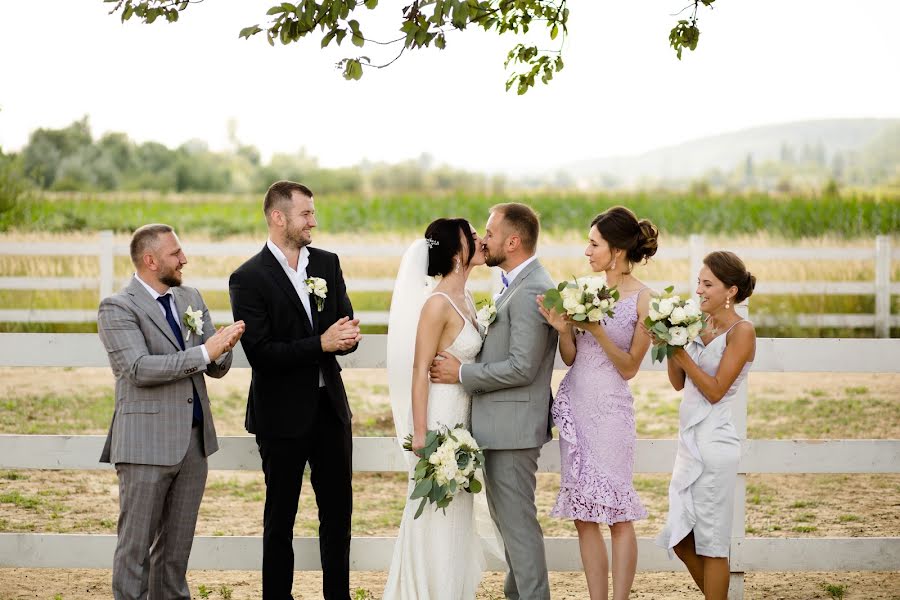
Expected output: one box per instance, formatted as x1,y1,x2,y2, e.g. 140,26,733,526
98,278,231,465
462,259,558,450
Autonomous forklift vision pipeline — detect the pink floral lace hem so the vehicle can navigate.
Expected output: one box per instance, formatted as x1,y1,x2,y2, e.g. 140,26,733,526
551,477,649,524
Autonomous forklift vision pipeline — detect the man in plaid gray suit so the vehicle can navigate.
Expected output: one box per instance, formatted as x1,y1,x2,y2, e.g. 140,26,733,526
98,224,245,600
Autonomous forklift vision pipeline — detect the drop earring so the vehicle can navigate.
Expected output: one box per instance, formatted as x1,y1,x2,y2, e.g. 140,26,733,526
725,296,731,310
610,253,617,271
455,258,461,273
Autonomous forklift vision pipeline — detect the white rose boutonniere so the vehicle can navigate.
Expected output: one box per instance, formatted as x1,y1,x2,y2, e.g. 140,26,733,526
182,305,204,341
475,299,497,335
305,277,328,311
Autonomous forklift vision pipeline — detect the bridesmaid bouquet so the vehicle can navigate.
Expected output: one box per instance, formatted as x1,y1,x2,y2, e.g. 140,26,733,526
645,286,704,362
542,274,619,326
402,424,485,518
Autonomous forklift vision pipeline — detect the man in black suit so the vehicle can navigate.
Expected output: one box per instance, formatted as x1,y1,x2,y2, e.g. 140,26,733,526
229,181,362,600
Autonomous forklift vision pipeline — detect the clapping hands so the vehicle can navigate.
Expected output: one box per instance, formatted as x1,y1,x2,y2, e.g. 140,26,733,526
321,316,362,352
205,321,246,361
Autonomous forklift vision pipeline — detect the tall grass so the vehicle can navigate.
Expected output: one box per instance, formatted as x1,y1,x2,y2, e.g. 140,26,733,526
2,191,898,238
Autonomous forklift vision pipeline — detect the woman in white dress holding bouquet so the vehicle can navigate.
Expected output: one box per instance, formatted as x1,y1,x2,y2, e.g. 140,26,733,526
384,218,487,599
655,251,756,600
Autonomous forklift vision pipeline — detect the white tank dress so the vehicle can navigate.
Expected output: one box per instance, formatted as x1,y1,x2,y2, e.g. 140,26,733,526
656,320,752,558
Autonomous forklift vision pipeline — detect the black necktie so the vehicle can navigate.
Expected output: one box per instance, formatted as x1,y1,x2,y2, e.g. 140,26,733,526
157,294,203,427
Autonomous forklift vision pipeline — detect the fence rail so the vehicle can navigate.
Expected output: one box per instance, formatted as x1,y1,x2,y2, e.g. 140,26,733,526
0,233,896,335
1,435,896,475
0,334,898,599
2,534,897,573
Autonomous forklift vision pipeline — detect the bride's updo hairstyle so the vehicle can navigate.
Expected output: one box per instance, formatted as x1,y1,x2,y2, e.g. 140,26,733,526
703,251,756,303
591,206,659,266
424,218,476,277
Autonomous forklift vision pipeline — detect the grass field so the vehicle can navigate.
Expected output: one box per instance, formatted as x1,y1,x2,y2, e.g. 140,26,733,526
0,367,898,598
2,191,899,238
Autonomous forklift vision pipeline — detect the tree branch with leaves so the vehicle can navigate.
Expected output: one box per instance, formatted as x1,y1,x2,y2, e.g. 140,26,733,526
105,0,717,94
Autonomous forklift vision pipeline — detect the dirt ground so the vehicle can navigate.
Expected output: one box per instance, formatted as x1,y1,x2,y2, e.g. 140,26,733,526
1,569,899,599
1,369,897,599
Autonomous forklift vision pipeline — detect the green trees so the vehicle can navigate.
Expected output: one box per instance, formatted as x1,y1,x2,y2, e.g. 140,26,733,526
10,117,494,195
0,148,31,216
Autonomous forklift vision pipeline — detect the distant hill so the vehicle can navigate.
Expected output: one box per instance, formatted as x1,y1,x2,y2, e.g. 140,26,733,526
559,118,900,185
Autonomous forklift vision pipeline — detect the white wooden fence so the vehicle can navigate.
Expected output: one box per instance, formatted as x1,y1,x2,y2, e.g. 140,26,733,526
0,233,897,336
0,333,898,600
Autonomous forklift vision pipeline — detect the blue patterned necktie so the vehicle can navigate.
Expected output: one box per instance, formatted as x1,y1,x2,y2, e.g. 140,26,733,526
157,294,203,427
501,272,510,288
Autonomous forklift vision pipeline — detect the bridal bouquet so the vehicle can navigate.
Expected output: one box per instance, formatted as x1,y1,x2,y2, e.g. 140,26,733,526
402,424,485,518
542,273,619,326
645,286,704,362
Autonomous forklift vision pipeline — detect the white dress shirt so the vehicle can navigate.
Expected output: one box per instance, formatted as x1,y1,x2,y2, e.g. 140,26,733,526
134,274,211,366
266,240,326,387
498,256,537,297
493,255,538,302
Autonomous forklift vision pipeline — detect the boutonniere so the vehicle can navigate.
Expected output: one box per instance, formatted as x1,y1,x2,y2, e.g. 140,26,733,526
305,277,328,311
182,305,204,341
475,299,497,335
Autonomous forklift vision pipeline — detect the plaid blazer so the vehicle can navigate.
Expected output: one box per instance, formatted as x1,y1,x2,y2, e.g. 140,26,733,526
98,277,231,465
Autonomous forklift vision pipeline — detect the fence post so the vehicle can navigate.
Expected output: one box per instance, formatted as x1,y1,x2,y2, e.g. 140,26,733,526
98,230,114,302
687,234,705,297
875,235,891,338
728,300,750,600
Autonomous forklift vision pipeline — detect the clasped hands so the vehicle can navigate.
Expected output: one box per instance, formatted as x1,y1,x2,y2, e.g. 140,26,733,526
204,321,246,361
321,316,363,352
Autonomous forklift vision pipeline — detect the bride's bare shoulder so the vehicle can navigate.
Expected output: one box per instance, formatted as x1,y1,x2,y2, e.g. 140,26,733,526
419,293,453,324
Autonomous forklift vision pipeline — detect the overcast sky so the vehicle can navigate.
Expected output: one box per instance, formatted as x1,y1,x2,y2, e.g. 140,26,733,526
1,0,897,171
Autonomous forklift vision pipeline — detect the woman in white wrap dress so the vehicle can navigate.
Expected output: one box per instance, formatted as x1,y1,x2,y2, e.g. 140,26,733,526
656,251,756,600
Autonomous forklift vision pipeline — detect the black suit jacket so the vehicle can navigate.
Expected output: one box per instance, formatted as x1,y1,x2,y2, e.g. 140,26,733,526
229,244,357,438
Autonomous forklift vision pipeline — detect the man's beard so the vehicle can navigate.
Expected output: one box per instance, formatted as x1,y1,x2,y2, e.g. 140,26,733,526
285,217,311,249
484,247,504,268
159,269,182,288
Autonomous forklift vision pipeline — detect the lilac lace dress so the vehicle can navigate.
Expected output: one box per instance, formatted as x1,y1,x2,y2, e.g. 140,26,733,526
550,292,648,524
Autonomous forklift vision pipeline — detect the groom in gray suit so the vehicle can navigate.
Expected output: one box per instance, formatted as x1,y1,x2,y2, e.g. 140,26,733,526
98,224,245,600
430,203,558,600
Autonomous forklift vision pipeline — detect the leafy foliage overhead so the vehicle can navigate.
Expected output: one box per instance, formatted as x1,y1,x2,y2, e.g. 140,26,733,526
104,0,717,94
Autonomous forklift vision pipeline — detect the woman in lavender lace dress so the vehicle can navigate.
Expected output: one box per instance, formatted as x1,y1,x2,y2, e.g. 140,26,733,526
537,206,657,600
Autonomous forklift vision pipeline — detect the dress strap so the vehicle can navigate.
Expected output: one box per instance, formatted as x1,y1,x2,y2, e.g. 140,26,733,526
621,286,651,303
430,291,470,324
722,319,750,336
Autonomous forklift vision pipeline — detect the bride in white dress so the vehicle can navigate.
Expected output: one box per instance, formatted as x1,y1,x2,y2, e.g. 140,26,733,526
384,218,488,600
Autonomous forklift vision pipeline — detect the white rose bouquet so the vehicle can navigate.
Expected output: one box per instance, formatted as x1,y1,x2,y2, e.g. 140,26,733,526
304,277,327,311
542,273,619,328
402,423,485,519
644,286,705,362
